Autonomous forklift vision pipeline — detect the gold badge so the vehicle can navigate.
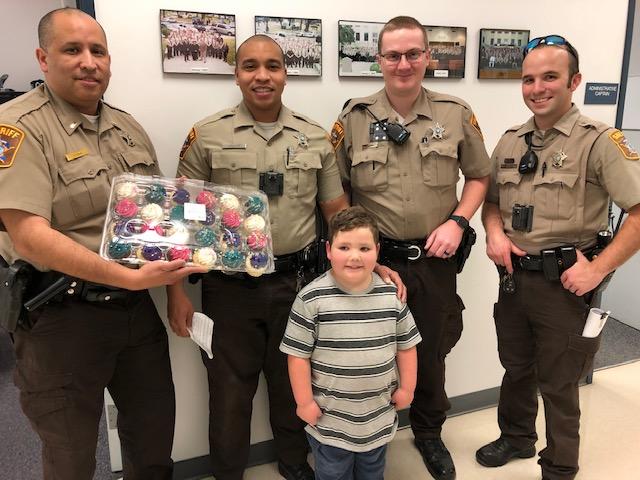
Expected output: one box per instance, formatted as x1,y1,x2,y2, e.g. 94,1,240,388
179,127,197,160
330,121,345,151
65,148,90,162
609,130,639,160
551,150,567,168
470,114,484,140
0,124,25,169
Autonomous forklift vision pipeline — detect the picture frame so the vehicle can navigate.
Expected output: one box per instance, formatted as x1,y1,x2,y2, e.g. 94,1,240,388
159,10,236,75
255,16,322,76
338,20,385,77
478,28,530,79
424,26,467,79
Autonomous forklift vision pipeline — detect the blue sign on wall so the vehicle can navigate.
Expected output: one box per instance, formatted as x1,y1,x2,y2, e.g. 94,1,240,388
584,83,619,105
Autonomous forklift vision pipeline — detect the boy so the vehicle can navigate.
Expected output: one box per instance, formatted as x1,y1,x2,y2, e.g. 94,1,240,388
280,207,421,479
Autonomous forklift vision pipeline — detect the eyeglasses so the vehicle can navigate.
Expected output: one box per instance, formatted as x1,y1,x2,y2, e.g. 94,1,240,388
379,49,426,64
523,35,578,62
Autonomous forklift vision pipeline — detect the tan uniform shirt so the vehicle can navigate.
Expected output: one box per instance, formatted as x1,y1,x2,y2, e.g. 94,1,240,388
177,102,344,256
486,105,640,254
335,88,491,241
0,84,161,264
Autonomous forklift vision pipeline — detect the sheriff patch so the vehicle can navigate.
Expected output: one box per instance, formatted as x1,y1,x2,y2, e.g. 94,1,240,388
0,124,25,168
470,114,483,140
330,121,345,151
179,127,197,160
609,130,639,160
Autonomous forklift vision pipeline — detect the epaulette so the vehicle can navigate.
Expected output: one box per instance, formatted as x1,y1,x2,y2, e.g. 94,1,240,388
577,116,609,134
197,107,236,127
341,96,376,116
504,124,522,134
428,91,472,111
102,101,131,116
0,89,49,123
290,110,323,130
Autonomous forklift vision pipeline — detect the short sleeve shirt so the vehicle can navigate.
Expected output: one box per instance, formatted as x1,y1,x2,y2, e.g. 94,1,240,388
0,84,160,263
334,88,491,240
487,105,640,254
177,102,344,255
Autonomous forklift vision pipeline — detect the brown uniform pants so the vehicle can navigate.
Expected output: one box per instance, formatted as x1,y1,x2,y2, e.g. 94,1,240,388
380,255,464,439
200,271,309,480
494,269,600,480
13,290,175,480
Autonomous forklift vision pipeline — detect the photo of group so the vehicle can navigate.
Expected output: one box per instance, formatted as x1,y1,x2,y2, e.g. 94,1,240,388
478,28,530,79
255,16,322,76
160,10,236,75
425,26,466,78
338,20,384,77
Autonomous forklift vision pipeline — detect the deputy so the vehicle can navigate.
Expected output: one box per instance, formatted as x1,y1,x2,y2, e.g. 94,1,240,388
0,7,205,480
167,35,352,480
332,16,491,480
478,35,640,480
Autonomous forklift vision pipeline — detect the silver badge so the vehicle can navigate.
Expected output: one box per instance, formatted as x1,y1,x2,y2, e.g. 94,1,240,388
551,150,567,168
431,122,445,140
295,133,308,148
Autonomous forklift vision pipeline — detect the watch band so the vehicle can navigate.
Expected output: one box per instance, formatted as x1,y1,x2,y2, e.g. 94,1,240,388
449,214,469,230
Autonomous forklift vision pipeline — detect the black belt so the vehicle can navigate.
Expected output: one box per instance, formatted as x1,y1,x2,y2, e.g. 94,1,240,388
512,253,544,271
379,236,425,262
27,271,129,308
273,242,317,273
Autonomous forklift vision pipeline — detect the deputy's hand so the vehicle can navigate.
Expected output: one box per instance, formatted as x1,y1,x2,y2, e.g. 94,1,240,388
296,400,322,426
167,285,194,337
374,263,407,302
125,260,207,291
425,220,463,259
561,250,607,296
486,230,526,274
391,386,414,410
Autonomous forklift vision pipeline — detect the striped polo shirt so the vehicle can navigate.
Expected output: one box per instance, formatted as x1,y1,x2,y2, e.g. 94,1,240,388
280,271,421,452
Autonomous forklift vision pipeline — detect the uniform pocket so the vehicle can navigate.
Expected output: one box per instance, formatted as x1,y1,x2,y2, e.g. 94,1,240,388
285,151,322,198
120,150,156,175
438,295,465,358
55,156,110,226
532,172,579,222
14,366,73,446
419,142,459,186
567,333,601,379
350,145,389,192
209,151,258,188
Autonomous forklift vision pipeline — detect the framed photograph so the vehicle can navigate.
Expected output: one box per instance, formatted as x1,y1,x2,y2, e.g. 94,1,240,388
160,10,236,75
338,20,384,77
478,28,530,79
424,26,467,78
255,16,322,76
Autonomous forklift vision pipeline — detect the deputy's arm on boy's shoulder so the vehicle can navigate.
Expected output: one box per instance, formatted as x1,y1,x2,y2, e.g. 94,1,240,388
288,355,322,426
392,346,418,410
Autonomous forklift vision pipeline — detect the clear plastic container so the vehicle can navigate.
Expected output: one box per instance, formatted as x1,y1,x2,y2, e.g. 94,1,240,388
99,173,274,276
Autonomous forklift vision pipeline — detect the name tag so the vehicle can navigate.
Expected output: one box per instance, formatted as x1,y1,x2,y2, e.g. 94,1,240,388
222,144,247,150
65,148,89,161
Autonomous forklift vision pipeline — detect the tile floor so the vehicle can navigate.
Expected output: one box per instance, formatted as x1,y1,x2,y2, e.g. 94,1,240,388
202,360,640,480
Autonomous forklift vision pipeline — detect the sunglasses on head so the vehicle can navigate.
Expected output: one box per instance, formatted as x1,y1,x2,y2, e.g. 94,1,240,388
523,35,578,61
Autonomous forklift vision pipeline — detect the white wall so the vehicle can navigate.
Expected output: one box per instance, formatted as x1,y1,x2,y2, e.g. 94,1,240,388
1,0,68,91
92,0,629,463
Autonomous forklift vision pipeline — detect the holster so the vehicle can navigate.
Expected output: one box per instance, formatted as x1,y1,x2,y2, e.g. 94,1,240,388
0,259,35,333
454,226,476,274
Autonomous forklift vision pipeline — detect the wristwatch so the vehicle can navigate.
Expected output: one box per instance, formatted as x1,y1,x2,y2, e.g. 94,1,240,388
448,214,469,230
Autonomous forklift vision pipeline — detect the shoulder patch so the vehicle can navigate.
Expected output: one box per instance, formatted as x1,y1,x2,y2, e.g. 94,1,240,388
330,121,345,151
0,124,25,168
179,127,197,160
470,114,483,140
609,130,639,160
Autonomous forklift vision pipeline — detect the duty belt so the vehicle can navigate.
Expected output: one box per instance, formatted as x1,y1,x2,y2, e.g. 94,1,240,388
379,236,424,262
512,254,544,271
274,242,317,273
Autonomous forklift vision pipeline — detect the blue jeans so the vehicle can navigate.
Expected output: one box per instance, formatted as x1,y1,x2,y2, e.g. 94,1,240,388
307,433,387,480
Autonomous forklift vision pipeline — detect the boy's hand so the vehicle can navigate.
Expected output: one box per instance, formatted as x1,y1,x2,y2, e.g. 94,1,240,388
392,386,414,410
296,400,322,426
